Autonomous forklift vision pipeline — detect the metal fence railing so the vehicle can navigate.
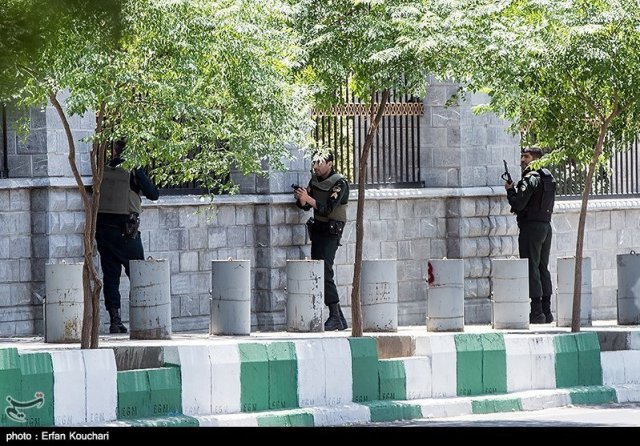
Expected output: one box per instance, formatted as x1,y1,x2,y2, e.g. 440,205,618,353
551,136,640,198
313,87,424,188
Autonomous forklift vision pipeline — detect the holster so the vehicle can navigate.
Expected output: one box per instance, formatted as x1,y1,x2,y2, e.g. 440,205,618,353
328,220,344,236
121,213,140,239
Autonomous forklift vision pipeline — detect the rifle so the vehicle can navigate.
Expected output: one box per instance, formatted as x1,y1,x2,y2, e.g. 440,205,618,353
501,160,513,185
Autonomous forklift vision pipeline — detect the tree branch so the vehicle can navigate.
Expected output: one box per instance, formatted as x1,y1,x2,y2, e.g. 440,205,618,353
569,77,604,122
48,93,91,209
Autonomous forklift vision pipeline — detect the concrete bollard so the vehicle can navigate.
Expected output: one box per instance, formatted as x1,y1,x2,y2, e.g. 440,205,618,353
556,256,592,327
286,260,324,332
210,259,251,335
617,251,640,325
361,260,398,332
44,262,83,343
129,258,172,340
426,259,464,332
491,258,529,329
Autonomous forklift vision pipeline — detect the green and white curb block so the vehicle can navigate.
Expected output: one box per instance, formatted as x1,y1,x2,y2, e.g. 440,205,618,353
50,351,86,426
116,367,182,420
294,338,353,407
164,345,211,415
83,349,118,424
52,349,117,425
18,352,54,427
2,330,640,427
602,350,640,386
8,349,117,427
414,335,457,397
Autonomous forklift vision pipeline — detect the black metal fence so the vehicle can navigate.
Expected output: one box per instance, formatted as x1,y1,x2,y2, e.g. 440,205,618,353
313,88,424,188
551,136,640,198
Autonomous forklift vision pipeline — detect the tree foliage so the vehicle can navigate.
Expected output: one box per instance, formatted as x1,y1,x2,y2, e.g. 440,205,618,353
2,0,313,347
411,0,640,330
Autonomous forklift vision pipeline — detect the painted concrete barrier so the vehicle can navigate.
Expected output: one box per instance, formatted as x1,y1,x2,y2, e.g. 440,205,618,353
491,258,529,329
210,260,251,335
286,260,324,332
50,351,86,426
18,352,54,426
616,252,640,325
529,335,557,390
361,260,398,332
504,336,533,393
164,345,212,416
414,335,457,398
129,259,172,340
210,342,242,414
556,256,593,327
44,262,83,343
321,338,353,406
0,349,22,427
82,349,117,424
602,350,640,385
294,339,325,407
426,259,464,332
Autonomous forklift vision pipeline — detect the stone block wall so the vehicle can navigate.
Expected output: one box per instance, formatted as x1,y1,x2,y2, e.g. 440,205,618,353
550,199,640,320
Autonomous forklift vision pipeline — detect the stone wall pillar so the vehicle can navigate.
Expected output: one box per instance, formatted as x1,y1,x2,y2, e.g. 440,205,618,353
422,78,521,324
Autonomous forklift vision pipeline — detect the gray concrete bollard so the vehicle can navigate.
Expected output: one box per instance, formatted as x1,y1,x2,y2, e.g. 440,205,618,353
426,259,464,332
129,258,172,340
286,260,324,332
491,258,529,329
44,262,83,343
556,256,592,327
617,251,640,325
210,259,251,335
361,259,398,332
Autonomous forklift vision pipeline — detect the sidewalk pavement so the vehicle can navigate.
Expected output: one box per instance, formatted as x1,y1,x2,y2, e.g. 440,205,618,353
0,321,639,427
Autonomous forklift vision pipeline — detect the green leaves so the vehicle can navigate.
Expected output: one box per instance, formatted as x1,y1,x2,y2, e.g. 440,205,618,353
2,0,314,194
290,0,431,108
415,0,640,167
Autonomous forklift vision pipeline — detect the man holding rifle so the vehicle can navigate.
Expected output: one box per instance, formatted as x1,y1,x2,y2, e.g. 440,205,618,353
504,147,556,324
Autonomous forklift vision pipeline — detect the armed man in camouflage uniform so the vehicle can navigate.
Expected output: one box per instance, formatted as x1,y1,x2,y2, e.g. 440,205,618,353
294,153,350,331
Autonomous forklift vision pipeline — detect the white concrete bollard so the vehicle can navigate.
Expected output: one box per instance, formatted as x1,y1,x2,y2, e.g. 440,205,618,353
361,259,398,332
617,251,640,325
129,258,172,340
44,262,83,343
210,260,251,335
286,260,324,332
426,259,464,332
556,256,592,327
491,258,529,329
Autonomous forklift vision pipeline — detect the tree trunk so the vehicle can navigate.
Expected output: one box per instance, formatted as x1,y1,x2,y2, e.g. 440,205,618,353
49,94,105,348
350,89,390,337
571,121,612,332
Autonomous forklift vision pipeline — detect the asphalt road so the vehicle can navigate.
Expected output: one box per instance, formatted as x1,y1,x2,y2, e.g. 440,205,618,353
369,402,640,427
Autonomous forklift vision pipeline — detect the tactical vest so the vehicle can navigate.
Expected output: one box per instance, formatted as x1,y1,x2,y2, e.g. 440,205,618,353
310,173,348,223
523,168,555,223
98,166,142,215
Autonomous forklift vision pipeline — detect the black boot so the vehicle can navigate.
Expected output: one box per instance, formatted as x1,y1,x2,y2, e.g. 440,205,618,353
325,303,346,331
529,298,546,324
542,296,554,323
108,308,128,334
338,305,348,330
